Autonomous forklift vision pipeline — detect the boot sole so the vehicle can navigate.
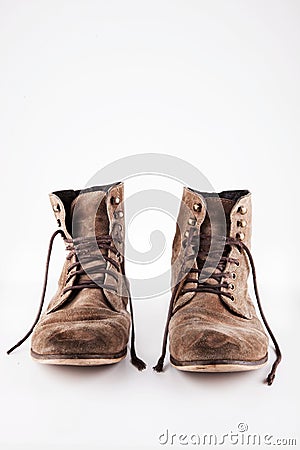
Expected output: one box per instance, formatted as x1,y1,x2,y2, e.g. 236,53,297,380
31,348,127,366
170,354,268,372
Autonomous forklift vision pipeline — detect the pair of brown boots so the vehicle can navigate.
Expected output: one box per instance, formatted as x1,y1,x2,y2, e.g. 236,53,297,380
8,183,281,385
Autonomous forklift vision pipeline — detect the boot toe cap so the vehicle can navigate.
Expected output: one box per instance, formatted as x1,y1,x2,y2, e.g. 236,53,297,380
170,321,268,364
31,309,130,359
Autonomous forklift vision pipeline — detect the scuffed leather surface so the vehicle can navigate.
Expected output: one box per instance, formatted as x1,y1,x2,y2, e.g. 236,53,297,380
31,305,130,357
169,294,268,363
31,183,131,358
104,183,129,306
169,188,269,364
220,193,253,319
171,188,206,311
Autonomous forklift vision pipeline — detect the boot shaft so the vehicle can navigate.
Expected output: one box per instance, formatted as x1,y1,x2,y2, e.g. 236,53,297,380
49,183,124,242
47,183,128,312
172,188,253,319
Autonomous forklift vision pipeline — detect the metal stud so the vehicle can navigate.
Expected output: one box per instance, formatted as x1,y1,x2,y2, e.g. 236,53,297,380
237,219,247,228
118,211,124,218
236,232,245,241
188,218,196,226
238,206,247,215
193,203,202,212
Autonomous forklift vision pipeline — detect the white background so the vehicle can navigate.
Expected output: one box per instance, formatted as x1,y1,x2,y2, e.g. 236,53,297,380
0,1,299,449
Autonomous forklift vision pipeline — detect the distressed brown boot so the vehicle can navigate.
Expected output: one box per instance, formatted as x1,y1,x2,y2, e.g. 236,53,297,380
8,183,146,370
154,188,281,384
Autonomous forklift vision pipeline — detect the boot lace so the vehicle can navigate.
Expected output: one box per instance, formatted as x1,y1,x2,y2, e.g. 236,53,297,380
7,229,146,371
153,232,281,385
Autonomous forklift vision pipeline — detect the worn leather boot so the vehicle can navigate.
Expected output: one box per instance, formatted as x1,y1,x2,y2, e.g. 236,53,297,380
154,188,281,384
8,183,146,370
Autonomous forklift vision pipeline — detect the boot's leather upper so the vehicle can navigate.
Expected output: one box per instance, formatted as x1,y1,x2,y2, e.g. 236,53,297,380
31,183,131,358
169,188,269,365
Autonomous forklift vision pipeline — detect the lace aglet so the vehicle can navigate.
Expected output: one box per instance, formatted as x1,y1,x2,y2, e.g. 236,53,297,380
7,339,25,355
7,346,16,355
130,349,147,371
266,372,275,385
266,355,281,386
153,355,165,373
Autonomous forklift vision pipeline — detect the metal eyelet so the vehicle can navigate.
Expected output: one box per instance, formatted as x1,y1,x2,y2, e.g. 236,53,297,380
232,272,237,280
184,230,190,238
193,203,202,212
111,196,121,205
53,204,61,213
114,211,124,219
188,218,196,226
236,232,245,241
114,223,122,232
116,251,123,261
228,283,235,290
238,206,247,215
57,219,61,227
237,219,247,228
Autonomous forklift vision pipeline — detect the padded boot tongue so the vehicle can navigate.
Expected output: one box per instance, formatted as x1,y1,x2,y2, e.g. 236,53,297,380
71,190,109,238
69,189,110,292
200,196,234,255
196,196,234,287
